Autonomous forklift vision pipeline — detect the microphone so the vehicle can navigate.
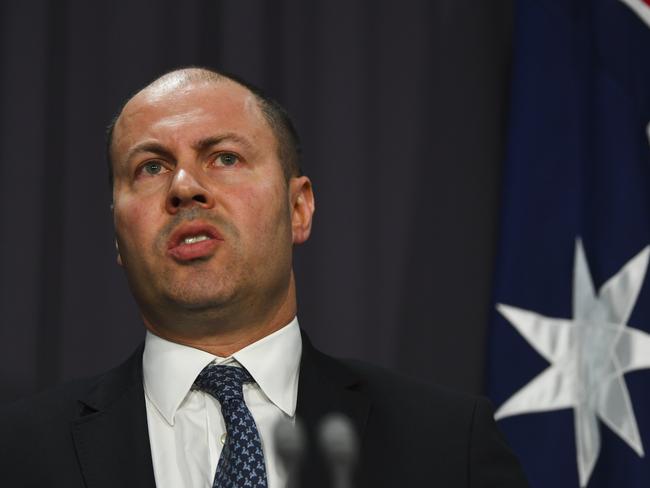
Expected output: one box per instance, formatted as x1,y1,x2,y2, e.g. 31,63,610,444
317,413,359,488
274,417,306,488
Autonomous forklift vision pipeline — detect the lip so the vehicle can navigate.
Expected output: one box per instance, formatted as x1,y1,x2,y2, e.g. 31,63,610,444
167,222,223,262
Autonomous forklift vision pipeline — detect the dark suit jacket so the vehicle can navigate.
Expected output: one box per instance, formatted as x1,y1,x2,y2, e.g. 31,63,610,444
0,334,528,487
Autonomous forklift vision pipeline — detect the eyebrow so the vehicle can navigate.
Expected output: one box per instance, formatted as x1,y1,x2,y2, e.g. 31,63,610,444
191,133,255,153
124,141,175,164
124,133,255,164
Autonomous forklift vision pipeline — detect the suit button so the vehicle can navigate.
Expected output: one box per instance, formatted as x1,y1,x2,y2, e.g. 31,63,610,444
220,433,227,445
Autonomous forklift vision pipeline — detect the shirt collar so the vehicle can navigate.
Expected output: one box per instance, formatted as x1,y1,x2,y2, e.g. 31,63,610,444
143,318,302,426
232,318,302,418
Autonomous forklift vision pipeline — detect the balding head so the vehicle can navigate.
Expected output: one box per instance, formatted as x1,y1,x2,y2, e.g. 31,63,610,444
106,67,302,188
141,67,225,94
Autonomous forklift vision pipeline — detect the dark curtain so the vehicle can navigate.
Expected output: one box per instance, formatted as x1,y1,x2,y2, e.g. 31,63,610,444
0,0,513,404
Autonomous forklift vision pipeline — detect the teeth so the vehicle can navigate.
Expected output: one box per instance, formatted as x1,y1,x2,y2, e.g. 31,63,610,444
183,234,210,244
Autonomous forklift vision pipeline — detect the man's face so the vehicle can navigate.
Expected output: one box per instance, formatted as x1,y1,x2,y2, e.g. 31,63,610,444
111,79,311,331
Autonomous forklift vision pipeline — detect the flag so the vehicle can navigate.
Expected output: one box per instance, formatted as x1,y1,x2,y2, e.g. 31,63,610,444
486,0,650,487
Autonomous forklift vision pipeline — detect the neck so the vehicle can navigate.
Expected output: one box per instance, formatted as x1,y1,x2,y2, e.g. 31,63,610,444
143,275,298,357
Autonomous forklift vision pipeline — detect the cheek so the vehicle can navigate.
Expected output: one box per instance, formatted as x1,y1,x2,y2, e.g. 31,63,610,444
233,183,290,242
114,197,160,250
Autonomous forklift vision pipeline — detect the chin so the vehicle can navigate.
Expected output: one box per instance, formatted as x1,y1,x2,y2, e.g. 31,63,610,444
165,287,235,311
158,267,236,304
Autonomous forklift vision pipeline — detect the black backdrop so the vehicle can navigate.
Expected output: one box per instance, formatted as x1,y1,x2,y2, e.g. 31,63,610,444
0,0,513,404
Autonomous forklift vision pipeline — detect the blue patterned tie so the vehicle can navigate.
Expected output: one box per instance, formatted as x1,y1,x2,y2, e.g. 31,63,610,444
194,364,268,488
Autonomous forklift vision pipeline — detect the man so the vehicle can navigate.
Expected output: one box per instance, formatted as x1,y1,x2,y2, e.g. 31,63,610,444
0,68,528,487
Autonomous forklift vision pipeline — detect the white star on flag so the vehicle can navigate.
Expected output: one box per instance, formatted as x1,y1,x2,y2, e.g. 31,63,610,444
619,0,650,28
495,239,650,487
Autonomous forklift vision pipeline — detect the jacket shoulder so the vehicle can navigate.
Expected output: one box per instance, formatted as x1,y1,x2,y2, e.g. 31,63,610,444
0,375,102,427
0,344,143,440
341,358,481,415
0,346,149,487
337,358,528,487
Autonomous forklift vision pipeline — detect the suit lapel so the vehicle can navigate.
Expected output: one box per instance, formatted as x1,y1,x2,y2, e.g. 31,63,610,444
297,333,371,487
71,345,156,488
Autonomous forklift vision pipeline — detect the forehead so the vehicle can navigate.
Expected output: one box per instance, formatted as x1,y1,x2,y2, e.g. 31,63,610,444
112,80,273,158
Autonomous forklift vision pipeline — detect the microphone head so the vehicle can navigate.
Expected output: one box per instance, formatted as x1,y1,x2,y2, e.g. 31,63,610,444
317,412,359,468
274,417,307,469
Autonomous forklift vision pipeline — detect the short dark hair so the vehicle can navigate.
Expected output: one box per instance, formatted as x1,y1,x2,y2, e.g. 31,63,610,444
105,67,302,189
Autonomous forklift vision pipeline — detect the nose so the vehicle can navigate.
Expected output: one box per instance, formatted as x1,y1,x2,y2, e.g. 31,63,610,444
165,167,215,214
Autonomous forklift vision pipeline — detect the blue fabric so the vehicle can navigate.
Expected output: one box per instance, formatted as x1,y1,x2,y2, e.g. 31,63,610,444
194,364,268,488
486,0,650,487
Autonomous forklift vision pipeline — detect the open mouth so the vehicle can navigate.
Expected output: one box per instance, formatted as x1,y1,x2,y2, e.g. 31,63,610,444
181,234,211,245
167,223,223,261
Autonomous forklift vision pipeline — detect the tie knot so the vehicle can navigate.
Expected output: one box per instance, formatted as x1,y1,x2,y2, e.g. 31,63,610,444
194,364,255,404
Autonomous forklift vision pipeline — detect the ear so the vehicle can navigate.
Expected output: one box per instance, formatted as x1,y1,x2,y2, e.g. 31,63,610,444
289,176,315,244
115,238,124,267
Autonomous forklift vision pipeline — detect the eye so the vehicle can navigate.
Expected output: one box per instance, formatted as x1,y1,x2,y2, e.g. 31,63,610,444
140,161,166,177
215,152,239,167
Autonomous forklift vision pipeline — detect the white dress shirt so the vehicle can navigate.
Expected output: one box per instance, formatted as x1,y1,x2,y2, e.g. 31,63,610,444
143,318,302,488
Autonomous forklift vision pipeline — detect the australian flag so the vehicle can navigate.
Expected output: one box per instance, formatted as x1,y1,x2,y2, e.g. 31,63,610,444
486,0,650,487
